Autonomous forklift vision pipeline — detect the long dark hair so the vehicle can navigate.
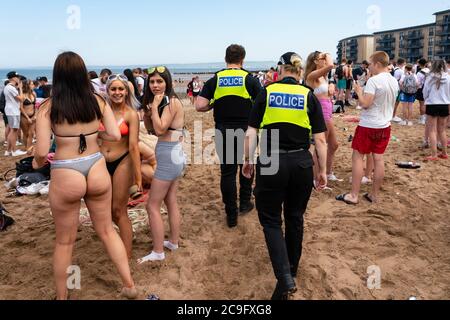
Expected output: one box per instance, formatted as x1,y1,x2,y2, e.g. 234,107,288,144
123,68,139,98
50,52,102,124
142,67,177,107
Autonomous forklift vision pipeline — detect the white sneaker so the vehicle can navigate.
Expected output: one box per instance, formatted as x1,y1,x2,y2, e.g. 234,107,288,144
12,150,27,157
137,251,165,264
3,141,7,147
399,120,407,126
356,106,362,110
408,121,413,126
361,176,372,185
4,151,11,156
392,116,403,123
16,141,23,146
327,173,343,182
164,241,179,251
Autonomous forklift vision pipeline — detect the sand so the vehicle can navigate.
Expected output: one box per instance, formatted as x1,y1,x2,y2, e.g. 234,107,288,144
0,100,449,300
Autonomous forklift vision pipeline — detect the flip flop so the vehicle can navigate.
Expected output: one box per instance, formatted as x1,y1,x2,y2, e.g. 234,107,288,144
363,193,373,203
438,154,449,160
335,193,358,205
424,156,439,161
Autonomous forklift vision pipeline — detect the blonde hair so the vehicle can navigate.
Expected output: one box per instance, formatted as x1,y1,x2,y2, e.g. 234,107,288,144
304,51,321,87
281,54,303,76
106,77,141,110
370,51,389,67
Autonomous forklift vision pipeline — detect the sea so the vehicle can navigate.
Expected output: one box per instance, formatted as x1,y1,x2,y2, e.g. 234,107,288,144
0,61,275,91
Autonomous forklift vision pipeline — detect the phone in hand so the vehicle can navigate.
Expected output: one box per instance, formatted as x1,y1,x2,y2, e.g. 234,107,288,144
158,96,170,109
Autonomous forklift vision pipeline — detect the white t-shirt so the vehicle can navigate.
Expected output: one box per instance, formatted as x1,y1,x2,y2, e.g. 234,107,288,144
416,68,430,88
3,84,20,116
135,76,145,95
393,67,404,82
359,72,399,129
91,78,107,96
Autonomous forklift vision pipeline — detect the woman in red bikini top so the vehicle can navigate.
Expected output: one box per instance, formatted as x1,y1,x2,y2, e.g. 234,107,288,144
99,74,142,259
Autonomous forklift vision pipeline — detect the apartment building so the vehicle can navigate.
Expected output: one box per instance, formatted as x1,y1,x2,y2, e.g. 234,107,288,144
337,9,450,63
337,35,374,64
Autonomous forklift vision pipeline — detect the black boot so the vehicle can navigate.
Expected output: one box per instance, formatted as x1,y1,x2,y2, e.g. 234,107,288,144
271,275,297,300
239,201,254,216
226,211,238,228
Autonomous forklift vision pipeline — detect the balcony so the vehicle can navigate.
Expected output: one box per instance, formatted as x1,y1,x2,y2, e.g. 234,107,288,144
436,29,450,36
437,39,450,46
436,49,450,56
376,45,395,51
406,33,424,40
376,37,396,44
405,41,424,49
436,20,450,27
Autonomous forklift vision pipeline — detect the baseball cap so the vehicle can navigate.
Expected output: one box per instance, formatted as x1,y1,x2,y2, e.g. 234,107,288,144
278,52,299,66
37,76,48,82
7,71,23,80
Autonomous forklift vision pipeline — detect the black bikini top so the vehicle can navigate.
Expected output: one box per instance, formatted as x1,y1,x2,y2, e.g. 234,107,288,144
23,98,35,106
53,130,98,154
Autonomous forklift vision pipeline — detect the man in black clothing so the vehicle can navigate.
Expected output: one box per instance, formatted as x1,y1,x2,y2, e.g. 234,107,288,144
195,44,262,228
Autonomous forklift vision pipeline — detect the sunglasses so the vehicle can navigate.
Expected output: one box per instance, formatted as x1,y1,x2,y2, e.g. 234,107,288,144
108,74,128,82
148,66,166,74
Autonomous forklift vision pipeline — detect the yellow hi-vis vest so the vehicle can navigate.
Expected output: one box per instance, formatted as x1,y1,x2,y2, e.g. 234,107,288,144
213,69,251,101
261,83,311,131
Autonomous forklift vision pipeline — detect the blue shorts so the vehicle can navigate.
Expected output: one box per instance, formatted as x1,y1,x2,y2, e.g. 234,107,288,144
399,92,416,103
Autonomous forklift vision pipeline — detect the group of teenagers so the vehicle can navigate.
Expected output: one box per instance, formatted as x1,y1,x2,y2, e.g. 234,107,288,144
28,51,185,299
15,42,449,300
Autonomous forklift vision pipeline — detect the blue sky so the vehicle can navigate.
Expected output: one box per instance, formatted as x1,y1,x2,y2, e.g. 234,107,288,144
0,0,449,67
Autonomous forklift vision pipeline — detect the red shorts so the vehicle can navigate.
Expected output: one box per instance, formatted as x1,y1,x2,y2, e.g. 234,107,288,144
352,126,391,155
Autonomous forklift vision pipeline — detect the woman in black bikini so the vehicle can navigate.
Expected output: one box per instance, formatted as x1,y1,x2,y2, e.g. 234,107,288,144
100,74,142,259
32,52,137,299
20,80,37,151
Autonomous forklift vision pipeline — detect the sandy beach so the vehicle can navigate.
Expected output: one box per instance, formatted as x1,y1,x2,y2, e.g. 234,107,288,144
0,100,449,300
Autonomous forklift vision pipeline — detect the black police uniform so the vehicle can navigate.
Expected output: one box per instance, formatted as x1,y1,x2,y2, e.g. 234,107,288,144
248,76,326,298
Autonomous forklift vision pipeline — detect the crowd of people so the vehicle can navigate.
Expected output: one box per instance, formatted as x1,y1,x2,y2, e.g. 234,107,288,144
1,43,449,300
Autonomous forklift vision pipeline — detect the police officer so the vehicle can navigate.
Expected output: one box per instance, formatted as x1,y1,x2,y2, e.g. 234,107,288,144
196,44,262,228
242,52,328,300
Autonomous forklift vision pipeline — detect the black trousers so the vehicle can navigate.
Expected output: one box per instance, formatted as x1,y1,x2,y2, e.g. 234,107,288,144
255,151,313,281
215,124,254,216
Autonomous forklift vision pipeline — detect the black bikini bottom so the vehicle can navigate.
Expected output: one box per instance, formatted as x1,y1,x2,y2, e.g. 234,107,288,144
106,152,130,176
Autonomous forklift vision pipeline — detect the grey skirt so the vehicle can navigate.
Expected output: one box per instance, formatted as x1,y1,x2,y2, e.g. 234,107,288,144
154,141,186,181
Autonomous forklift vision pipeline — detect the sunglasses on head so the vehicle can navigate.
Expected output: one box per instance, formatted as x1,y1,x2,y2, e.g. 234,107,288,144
148,66,166,74
108,74,128,82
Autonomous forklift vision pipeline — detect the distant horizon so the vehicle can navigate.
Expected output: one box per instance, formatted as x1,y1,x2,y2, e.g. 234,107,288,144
0,61,278,70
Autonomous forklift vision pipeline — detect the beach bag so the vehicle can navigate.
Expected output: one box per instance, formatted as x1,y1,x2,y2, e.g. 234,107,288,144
335,65,344,80
18,172,47,187
402,74,418,94
15,156,51,180
0,203,14,232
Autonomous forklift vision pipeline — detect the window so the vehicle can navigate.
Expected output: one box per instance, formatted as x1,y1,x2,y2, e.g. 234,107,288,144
430,27,435,36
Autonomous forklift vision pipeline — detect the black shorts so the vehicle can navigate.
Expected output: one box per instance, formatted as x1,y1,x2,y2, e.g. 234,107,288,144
346,79,353,90
2,113,8,125
415,88,424,102
193,91,200,97
426,105,450,117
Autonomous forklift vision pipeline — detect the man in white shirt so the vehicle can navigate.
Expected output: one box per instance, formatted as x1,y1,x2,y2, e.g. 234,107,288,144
336,51,399,205
392,58,406,122
91,69,112,98
133,68,145,98
3,71,27,156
